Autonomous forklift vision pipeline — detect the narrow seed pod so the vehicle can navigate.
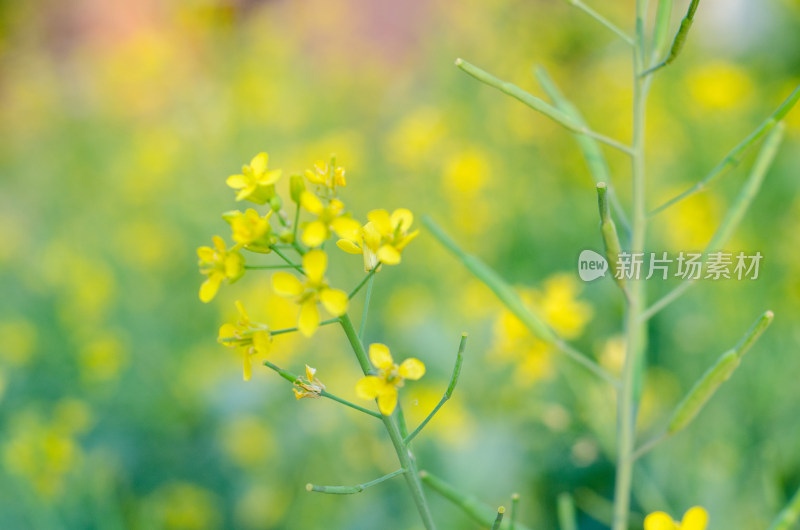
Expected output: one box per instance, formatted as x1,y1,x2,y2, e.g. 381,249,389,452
596,183,625,288
667,350,740,435
735,310,774,359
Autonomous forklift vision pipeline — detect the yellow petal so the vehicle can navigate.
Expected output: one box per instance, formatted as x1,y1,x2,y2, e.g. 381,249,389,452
243,354,252,382
252,331,271,355
367,209,392,235
395,229,420,251
331,216,361,241
644,512,678,530
355,376,383,400
336,239,363,255
303,250,327,285
680,507,708,530
377,245,401,265
218,323,237,344
250,152,268,174
369,343,394,369
199,276,222,303
298,299,320,337
212,235,227,252
301,221,328,248
234,300,249,322
305,364,316,381
226,174,248,189
390,208,414,231
259,168,282,185
272,272,304,296
377,386,398,415
300,191,324,215
362,222,381,251
197,246,215,262
319,288,348,316
398,358,426,380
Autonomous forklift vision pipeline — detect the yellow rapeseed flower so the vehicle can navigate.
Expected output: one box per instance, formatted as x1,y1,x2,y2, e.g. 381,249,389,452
226,152,282,204
355,343,425,415
336,221,381,272
293,364,325,399
218,301,271,381
271,250,348,337
197,236,245,303
223,208,276,253
299,192,361,247
644,507,708,530
305,158,346,196
364,208,419,265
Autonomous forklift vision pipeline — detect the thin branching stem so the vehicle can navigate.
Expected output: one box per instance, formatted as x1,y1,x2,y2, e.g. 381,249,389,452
423,216,619,388
349,267,379,299
404,333,467,444
358,273,375,340
565,0,635,46
244,264,301,270
339,313,437,529
306,469,406,495
263,360,382,418
455,58,634,156
270,245,304,274
269,318,339,336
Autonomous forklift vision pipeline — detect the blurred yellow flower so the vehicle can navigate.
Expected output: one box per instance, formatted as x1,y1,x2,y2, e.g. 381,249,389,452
79,334,127,382
494,274,592,385
145,481,222,530
197,236,245,303
226,152,282,204
442,150,490,195
271,250,348,337
355,343,425,415
218,301,271,381
299,192,360,247
219,416,275,468
293,364,325,399
223,208,276,252
644,506,708,530
336,221,381,272
364,208,419,265
688,62,754,111
530,274,593,339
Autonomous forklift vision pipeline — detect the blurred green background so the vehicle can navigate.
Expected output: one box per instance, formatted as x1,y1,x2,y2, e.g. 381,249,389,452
1,0,799,528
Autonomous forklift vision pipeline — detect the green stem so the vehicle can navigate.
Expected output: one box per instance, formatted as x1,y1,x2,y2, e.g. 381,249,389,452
612,3,651,528
339,314,437,530
271,245,304,274
349,267,379,299
510,493,520,530
269,318,339,336
263,360,382,418
565,0,635,46
244,264,301,270
641,124,785,321
404,333,467,444
358,273,375,340
306,469,406,495
491,507,506,530
769,485,800,530
649,84,798,217
534,66,632,237
423,216,618,388
420,471,533,530
557,493,578,530
455,58,633,156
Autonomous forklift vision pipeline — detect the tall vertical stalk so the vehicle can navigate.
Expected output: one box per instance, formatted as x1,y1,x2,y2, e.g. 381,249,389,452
339,313,437,530
612,2,652,528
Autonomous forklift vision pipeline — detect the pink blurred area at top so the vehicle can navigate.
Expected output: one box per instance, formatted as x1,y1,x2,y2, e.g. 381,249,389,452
32,0,433,64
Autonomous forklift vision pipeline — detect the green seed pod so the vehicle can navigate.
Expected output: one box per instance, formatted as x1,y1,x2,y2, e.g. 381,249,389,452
269,194,283,212
667,350,740,435
290,174,305,203
596,183,625,287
